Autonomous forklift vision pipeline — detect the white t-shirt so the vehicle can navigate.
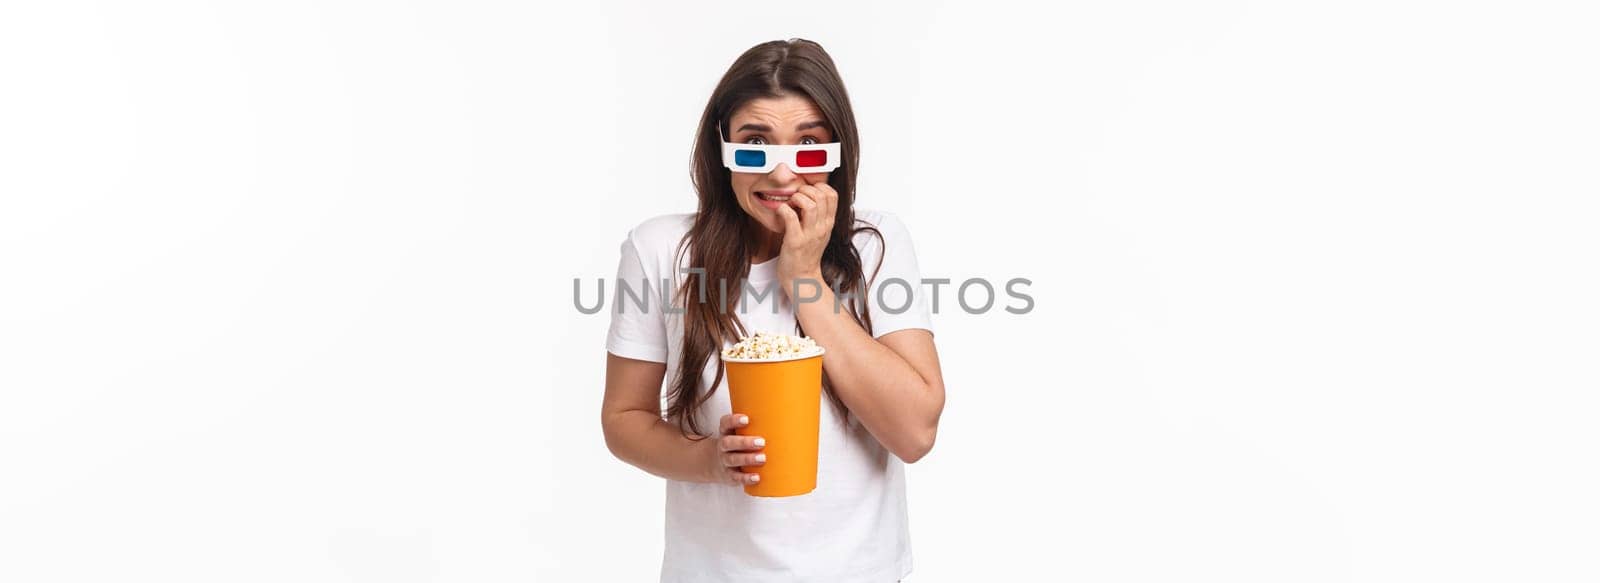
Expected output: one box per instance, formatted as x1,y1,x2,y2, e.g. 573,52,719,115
605,209,934,583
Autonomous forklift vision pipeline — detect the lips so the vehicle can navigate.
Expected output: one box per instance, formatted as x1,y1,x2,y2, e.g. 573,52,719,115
756,190,795,202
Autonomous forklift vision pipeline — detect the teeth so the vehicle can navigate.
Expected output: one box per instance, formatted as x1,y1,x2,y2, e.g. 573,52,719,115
759,193,791,202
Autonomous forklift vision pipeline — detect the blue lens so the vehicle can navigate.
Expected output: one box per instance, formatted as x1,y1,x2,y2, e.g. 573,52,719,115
734,149,766,167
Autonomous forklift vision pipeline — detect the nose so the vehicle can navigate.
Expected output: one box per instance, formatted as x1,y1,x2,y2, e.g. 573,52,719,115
767,162,801,183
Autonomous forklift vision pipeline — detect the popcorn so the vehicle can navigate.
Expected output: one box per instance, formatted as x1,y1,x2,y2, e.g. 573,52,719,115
722,331,823,361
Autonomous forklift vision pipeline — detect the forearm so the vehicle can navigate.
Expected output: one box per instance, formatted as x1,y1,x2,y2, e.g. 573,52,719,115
792,277,941,461
602,409,715,483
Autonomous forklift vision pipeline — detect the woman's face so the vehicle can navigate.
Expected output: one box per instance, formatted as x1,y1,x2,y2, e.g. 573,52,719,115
725,94,835,235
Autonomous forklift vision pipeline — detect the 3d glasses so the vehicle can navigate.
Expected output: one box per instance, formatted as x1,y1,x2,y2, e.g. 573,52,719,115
721,141,842,174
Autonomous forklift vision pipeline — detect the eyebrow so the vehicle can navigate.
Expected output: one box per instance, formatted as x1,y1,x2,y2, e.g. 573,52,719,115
735,120,830,133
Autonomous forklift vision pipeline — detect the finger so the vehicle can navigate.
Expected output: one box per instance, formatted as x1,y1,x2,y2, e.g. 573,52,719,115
818,183,838,224
791,186,821,226
775,200,803,235
809,189,836,235
724,469,762,486
805,182,835,214
718,413,749,436
719,434,767,453
794,184,822,207
722,451,768,468
797,186,832,235
790,189,819,214
814,181,836,199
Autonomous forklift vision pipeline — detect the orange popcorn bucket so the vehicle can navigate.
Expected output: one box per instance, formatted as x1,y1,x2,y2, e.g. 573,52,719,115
723,348,826,497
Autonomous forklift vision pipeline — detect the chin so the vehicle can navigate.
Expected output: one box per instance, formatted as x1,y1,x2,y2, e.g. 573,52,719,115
741,201,776,230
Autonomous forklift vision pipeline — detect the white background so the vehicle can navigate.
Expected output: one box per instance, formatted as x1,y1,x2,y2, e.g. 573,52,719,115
2,1,1597,581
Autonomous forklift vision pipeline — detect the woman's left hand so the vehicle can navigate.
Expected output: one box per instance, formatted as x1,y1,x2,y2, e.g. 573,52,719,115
774,177,837,298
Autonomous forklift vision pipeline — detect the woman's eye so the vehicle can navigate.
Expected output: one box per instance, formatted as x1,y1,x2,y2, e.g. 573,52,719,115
744,136,766,145
800,136,819,145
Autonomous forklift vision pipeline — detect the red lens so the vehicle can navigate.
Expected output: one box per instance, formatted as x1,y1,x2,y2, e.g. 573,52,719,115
795,149,827,168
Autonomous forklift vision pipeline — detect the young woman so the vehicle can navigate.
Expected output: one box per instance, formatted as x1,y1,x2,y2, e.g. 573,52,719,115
601,38,946,582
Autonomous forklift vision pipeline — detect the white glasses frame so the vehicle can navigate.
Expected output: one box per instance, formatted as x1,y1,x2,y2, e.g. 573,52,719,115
720,140,842,174
716,121,843,174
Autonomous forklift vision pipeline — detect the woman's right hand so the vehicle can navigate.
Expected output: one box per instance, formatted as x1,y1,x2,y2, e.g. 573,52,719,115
704,413,766,486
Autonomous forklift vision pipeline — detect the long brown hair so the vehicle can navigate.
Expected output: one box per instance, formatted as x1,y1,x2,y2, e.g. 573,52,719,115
665,38,883,438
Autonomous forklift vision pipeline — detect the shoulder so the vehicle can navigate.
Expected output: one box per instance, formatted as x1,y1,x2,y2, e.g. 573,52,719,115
849,208,915,250
623,213,695,254
851,208,898,230
616,213,694,278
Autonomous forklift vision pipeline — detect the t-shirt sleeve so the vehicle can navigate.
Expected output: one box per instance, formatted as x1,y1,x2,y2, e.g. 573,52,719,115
605,234,669,363
862,212,935,339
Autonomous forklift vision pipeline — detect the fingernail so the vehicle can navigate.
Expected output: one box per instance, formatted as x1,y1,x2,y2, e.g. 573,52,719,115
739,415,748,425
749,475,760,483
753,438,765,447
755,454,766,463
